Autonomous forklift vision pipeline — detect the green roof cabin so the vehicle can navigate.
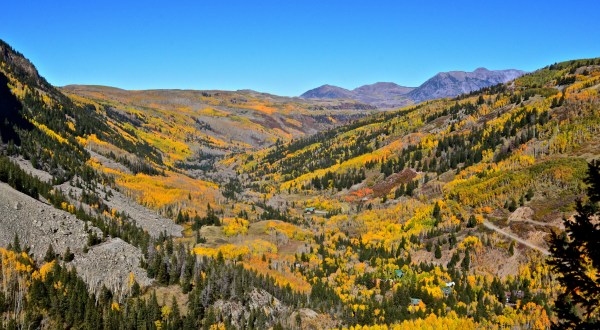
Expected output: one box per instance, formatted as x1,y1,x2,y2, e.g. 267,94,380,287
304,207,315,214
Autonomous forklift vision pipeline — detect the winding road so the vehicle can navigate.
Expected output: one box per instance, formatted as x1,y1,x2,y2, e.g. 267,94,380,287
482,221,550,256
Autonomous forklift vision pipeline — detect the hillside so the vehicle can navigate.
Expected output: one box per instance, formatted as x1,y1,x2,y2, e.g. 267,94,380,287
233,58,600,327
62,85,374,153
1,37,600,329
301,68,525,108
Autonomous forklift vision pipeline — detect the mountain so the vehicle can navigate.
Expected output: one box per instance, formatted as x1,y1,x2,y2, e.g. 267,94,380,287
301,68,526,108
353,82,415,97
352,82,416,108
301,82,415,108
300,84,355,99
407,67,526,102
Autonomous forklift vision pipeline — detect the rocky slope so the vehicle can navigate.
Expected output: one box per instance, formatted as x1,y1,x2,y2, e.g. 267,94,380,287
0,182,151,297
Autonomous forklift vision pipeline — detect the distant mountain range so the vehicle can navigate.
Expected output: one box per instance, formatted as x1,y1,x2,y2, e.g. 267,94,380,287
301,68,526,108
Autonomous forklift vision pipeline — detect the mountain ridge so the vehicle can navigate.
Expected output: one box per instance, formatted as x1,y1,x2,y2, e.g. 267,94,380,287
301,68,526,108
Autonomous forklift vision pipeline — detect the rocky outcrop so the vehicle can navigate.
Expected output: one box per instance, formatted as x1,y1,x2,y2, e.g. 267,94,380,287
213,288,290,328
508,206,535,222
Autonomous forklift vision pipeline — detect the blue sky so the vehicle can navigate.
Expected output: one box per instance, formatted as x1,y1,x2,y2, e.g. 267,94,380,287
2,0,599,96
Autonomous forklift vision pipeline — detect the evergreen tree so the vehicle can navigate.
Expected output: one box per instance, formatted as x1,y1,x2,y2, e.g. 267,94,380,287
12,233,21,253
461,249,471,272
63,246,74,262
44,244,56,262
467,215,477,228
131,281,141,297
434,244,442,259
432,201,442,226
548,161,600,328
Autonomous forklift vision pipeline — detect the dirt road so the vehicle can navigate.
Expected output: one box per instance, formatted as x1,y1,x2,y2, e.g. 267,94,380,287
483,221,550,255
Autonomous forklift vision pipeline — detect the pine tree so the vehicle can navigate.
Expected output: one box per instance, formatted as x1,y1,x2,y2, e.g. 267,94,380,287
44,244,56,262
548,161,600,328
12,233,21,252
461,249,471,272
434,244,442,259
432,201,442,226
170,296,182,329
525,187,534,201
131,281,141,297
467,215,477,228
157,259,169,285
63,246,74,262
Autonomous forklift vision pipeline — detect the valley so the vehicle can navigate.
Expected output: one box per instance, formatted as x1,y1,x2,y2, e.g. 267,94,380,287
1,38,600,329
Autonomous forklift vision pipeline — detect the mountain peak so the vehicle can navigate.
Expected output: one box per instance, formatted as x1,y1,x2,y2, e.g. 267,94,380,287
301,82,415,109
300,85,354,99
407,68,526,103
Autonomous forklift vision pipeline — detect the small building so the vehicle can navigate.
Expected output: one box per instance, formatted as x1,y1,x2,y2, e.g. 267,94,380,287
304,207,315,214
395,270,404,278
504,290,525,304
410,298,422,306
445,281,455,287
513,290,525,299
442,287,452,297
